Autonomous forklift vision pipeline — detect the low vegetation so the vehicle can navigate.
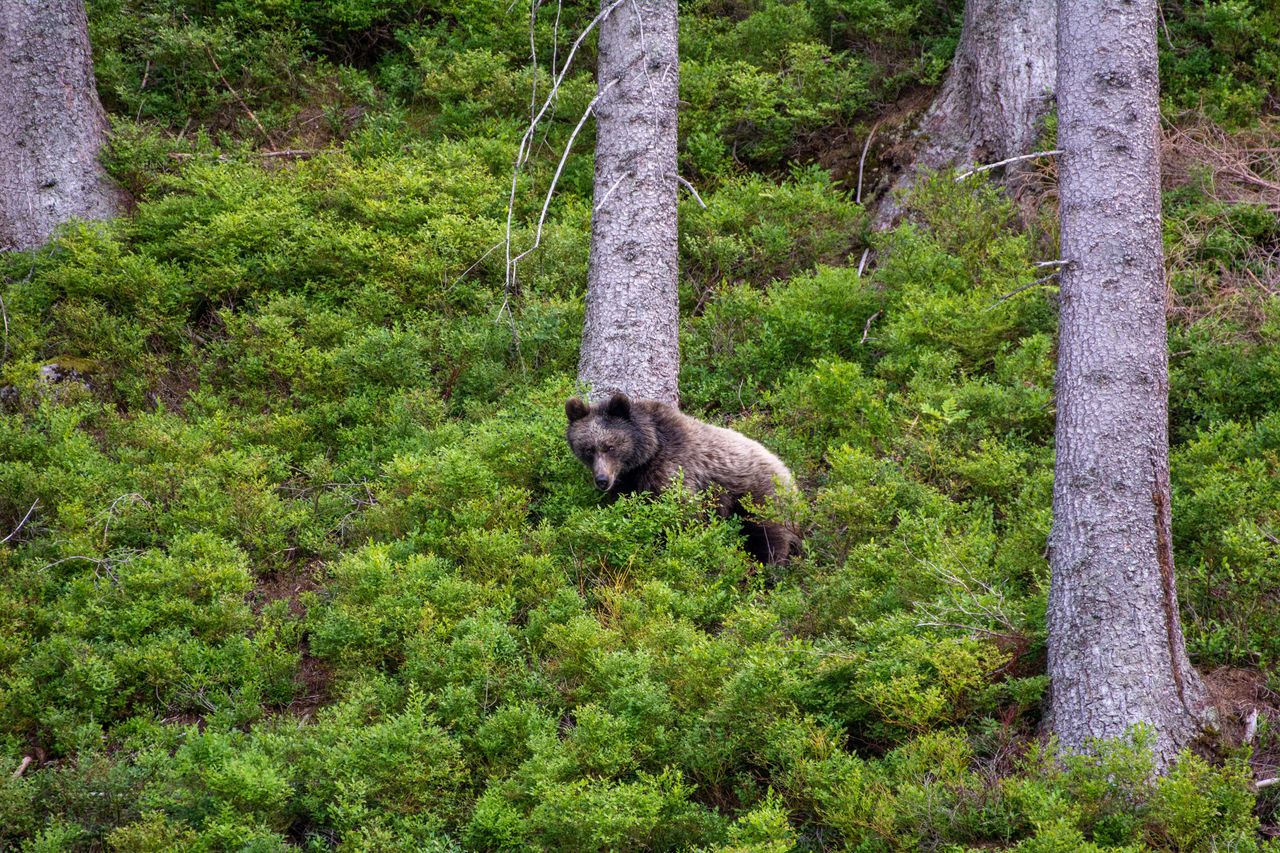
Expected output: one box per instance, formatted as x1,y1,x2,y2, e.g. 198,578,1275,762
1,0,1279,848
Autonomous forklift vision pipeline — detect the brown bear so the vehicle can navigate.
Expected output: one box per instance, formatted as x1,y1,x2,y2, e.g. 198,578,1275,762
565,392,801,564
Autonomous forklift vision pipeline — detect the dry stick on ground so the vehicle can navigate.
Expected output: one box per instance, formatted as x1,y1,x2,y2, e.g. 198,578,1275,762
168,150,316,162
859,310,881,344
12,756,32,779
1,499,39,545
856,120,882,205
198,40,272,145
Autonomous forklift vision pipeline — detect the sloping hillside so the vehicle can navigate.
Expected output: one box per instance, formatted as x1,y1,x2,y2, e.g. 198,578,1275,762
2,0,1280,848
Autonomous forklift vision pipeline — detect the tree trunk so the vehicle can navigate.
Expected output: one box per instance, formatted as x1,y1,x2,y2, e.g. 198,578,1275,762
0,0,125,252
577,0,681,406
1048,0,1209,768
874,0,1056,227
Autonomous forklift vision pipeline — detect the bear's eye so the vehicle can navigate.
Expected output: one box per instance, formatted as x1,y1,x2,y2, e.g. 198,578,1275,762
601,443,613,453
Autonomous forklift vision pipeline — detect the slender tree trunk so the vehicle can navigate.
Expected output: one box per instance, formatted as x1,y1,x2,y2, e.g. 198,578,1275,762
577,0,680,406
1048,0,1208,768
0,0,125,251
874,0,1056,227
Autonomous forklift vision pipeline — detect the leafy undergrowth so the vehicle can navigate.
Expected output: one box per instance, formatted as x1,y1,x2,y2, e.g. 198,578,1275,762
1,0,1279,849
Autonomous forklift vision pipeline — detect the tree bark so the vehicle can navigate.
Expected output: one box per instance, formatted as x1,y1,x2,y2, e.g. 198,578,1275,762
0,0,125,252
577,0,681,406
874,0,1056,227
1048,0,1209,768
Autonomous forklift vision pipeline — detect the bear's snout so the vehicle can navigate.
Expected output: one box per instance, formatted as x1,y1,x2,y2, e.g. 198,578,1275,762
594,473,611,490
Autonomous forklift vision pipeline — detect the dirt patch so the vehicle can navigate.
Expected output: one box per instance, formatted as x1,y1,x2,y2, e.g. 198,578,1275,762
289,642,334,721
1205,665,1273,733
252,559,324,618
251,561,335,719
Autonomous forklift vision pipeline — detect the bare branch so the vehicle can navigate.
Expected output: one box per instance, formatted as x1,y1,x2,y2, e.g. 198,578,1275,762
448,240,505,291
985,271,1060,311
1245,708,1260,744
956,150,1063,181
856,248,871,278
510,78,619,271
1,499,39,545
677,175,707,209
12,756,32,778
595,174,627,212
504,0,629,289
856,120,882,206
198,39,271,145
859,309,881,345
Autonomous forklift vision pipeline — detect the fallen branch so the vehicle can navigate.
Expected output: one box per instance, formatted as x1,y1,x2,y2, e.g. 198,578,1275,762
1,499,39,545
12,756,32,778
168,149,317,162
857,248,871,278
957,150,1063,181
199,40,272,145
856,120,882,205
1257,777,1279,789
859,310,881,345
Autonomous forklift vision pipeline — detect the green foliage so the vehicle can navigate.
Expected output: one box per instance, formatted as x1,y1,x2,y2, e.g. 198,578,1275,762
1160,0,1280,126
1,0,1279,847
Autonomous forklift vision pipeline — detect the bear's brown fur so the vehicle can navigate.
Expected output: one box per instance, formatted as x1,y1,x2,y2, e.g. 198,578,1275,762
565,393,801,564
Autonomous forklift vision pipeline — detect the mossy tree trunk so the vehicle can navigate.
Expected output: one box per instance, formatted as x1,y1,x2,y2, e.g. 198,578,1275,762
577,0,681,406
875,0,1056,227
1048,0,1210,769
0,0,126,251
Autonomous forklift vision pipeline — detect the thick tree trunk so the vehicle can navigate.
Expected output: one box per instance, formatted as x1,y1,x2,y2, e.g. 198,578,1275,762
0,0,125,251
1048,0,1209,768
577,0,680,406
875,0,1056,227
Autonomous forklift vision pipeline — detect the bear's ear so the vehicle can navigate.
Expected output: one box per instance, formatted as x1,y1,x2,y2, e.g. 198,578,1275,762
565,397,589,422
605,393,632,420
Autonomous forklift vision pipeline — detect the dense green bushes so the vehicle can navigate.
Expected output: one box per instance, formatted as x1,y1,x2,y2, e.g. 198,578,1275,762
4,154,1280,846
2,0,1280,848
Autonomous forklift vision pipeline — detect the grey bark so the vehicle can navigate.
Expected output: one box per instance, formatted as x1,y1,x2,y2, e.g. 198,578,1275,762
0,0,125,251
577,0,680,406
874,0,1056,227
1048,0,1208,768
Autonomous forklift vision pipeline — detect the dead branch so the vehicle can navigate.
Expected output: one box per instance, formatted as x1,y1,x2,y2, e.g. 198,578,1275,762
504,0,630,295
859,310,881,345
168,149,317,162
957,150,1063,181
12,756,32,778
856,120,882,205
677,175,707,209
857,248,871,278
198,40,271,145
1,499,39,545
985,271,1060,311
509,77,619,272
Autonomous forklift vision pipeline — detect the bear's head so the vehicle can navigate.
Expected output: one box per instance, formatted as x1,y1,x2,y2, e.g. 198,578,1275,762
565,392,658,491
